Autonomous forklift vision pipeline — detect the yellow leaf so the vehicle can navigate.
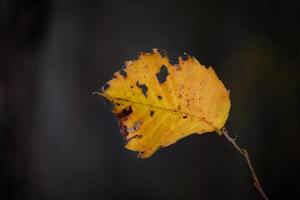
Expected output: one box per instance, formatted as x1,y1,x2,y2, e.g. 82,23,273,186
98,49,230,158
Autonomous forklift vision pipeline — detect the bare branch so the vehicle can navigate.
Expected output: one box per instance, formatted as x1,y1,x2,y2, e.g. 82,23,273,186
221,127,269,200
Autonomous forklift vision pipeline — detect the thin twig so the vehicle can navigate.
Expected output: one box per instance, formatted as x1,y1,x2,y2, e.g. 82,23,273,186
221,127,269,200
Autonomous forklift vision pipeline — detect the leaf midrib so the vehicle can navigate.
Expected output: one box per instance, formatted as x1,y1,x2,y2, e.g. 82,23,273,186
100,93,218,130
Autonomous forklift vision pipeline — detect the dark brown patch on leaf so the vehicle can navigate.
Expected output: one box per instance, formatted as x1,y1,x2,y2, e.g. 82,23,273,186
116,106,133,119
136,81,148,97
156,65,169,84
116,106,133,140
150,110,154,117
157,95,162,100
119,123,129,138
182,116,187,119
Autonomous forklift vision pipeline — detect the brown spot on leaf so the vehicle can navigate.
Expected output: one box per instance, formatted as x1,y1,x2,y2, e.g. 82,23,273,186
116,106,133,119
157,95,162,100
182,116,187,119
116,106,133,139
119,122,129,138
150,110,154,117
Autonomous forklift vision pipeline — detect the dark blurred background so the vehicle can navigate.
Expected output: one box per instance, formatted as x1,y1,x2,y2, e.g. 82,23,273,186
0,0,299,199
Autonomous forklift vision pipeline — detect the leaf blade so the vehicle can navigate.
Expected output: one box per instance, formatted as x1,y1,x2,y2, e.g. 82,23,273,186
100,49,230,158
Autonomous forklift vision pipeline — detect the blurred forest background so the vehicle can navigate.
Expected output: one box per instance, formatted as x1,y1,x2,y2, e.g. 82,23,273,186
0,0,299,199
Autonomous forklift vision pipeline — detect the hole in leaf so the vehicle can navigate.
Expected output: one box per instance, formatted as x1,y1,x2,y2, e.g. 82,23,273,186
136,81,148,97
120,68,127,78
156,65,169,84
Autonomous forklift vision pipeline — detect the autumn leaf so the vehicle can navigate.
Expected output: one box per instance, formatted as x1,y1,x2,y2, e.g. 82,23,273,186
95,49,270,200
96,49,230,158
